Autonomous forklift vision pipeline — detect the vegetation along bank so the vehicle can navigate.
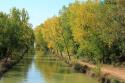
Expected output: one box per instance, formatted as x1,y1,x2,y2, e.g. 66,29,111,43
0,8,35,78
35,0,125,83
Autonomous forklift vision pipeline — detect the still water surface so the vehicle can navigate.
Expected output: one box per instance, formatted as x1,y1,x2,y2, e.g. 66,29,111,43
0,52,98,83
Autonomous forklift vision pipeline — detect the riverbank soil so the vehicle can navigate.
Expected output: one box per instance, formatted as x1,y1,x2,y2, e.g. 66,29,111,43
77,61,125,82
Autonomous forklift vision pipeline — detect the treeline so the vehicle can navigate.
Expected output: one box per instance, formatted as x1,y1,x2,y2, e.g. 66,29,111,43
0,8,34,61
35,0,125,65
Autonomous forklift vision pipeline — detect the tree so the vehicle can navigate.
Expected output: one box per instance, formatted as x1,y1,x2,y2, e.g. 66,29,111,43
35,0,125,65
0,7,34,61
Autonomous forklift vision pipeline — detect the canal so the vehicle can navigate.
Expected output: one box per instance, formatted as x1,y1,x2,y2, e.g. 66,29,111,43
0,51,98,83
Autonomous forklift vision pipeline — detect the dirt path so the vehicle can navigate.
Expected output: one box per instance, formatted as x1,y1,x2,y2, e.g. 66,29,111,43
78,61,125,80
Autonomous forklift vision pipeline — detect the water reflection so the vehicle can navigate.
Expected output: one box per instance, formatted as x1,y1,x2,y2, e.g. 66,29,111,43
24,61,45,83
0,51,98,83
0,51,34,83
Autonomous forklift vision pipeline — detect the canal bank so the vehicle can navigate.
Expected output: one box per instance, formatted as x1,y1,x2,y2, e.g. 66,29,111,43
53,53,125,83
74,61,125,83
0,49,28,78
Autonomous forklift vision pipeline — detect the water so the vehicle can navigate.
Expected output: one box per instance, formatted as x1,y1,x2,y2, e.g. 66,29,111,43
0,51,98,83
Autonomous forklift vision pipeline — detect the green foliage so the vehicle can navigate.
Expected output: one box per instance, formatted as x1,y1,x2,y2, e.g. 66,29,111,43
0,7,34,60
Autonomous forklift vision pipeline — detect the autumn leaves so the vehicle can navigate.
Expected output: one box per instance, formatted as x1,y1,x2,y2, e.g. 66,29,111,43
35,1,125,65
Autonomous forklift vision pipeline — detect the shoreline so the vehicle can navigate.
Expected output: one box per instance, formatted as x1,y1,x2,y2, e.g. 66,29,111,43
55,54,125,83
0,59,17,78
0,50,27,79
74,61,125,83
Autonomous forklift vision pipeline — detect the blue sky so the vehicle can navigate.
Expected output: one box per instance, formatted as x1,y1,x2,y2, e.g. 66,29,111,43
0,0,84,27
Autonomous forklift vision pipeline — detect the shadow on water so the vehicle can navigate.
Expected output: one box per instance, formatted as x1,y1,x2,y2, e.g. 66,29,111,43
34,51,98,83
0,50,35,83
0,50,98,83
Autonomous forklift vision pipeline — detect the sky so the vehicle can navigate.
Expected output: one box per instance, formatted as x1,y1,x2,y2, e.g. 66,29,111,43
0,0,85,28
